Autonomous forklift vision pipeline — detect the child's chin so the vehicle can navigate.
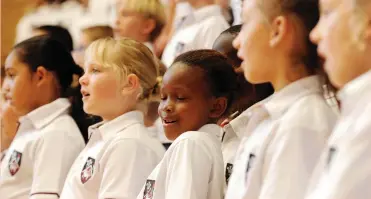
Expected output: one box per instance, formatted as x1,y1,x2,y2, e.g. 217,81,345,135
164,129,181,141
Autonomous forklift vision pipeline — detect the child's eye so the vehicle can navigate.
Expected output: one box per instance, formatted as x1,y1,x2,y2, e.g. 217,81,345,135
91,68,100,73
6,72,15,79
160,95,167,100
177,97,186,101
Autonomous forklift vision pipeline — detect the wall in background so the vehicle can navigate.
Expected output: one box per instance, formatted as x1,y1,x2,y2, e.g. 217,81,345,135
1,0,32,64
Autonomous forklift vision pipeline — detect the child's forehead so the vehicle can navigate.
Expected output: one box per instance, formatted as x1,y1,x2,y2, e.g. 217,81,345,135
163,64,206,88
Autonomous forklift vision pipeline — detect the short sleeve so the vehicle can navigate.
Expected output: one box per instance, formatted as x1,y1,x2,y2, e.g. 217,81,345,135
31,130,82,198
98,139,160,199
164,139,213,199
258,125,326,199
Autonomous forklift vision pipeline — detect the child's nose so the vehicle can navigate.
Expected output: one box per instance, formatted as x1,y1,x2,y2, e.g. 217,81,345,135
79,74,88,85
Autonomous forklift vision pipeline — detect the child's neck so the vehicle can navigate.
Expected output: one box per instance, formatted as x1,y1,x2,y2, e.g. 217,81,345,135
101,108,137,122
190,1,214,9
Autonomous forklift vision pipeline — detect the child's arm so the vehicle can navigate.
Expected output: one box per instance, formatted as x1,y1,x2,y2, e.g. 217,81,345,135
30,130,82,199
98,139,159,199
164,139,213,199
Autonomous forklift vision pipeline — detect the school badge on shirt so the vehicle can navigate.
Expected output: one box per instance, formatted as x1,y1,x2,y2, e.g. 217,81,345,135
143,179,155,199
225,163,233,185
9,150,22,176
245,153,256,182
81,157,95,184
327,147,337,169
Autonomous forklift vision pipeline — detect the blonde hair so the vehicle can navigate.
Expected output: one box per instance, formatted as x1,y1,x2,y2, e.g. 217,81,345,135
85,37,160,100
119,0,166,41
350,0,370,50
81,26,114,45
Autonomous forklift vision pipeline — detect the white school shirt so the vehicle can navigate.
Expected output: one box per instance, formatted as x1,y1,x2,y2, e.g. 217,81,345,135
15,1,84,46
136,124,224,199
305,70,371,199
161,5,230,67
221,97,272,192
230,0,242,25
0,98,85,199
225,75,338,199
147,118,172,144
60,111,165,199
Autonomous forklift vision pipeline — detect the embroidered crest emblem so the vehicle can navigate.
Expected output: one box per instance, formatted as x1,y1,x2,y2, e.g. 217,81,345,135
327,147,337,169
143,179,156,199
9,150,22,176
225,163,233,185
245,153,256,181
81,157,95,184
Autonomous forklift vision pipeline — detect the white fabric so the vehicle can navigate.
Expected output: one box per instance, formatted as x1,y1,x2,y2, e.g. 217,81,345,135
230,0,242,25
60,111,165,199
161,5,230,67
15,1,84,46
221,97,271,192
225,75,338,199
305,70,371,199
136,124,224,199
0,98,85,199
147,118,172,144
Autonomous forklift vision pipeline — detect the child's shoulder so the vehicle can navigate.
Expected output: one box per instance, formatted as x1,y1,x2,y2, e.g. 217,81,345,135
110,124,165,154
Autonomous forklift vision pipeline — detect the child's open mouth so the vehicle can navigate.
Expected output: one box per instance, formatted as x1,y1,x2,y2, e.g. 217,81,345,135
81,90,90,99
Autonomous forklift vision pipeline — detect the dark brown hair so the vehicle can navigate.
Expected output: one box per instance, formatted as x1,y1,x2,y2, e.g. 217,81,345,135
13,36,95,142
172,49,240,118
213,25,274,116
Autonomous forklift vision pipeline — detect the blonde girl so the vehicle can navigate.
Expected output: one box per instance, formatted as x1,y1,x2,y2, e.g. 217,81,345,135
114,0,166,52
60,38,165,199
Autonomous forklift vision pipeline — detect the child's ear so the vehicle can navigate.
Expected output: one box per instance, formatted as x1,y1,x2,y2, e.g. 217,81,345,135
142,18,156,35
209,97,228,119
364,20,371,43
121,74,140,95
34,66,49,86
269,15,288,48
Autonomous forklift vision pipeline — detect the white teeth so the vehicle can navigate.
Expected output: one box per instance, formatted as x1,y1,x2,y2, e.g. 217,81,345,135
164,119,176,123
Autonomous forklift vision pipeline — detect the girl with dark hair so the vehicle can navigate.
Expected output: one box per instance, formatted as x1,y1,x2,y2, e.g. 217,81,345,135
225,0,338,198
137,49,239,199
0,36,88,199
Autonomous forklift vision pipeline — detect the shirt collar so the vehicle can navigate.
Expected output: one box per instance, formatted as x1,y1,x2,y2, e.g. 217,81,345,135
144,42,154,53
19,98,71,130
192,5,223,22
337,70,371,104
89,111,144,141
222,95,273,142
264,75,323,119
199,124,222,138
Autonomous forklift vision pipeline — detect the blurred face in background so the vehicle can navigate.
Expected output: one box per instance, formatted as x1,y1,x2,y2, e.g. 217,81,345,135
310,0,371,88
114,0,156,42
